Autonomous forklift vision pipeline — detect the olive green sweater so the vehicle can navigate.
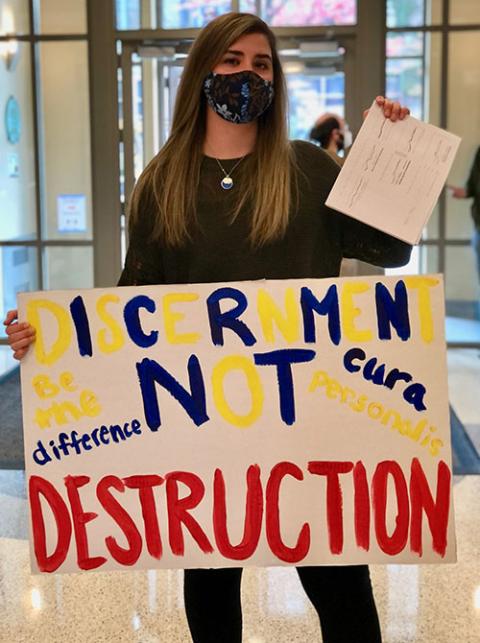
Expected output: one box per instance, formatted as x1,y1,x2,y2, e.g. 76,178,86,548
118,140,412,287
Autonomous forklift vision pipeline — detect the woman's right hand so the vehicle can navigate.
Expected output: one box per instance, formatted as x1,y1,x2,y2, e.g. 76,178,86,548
3,309,36,360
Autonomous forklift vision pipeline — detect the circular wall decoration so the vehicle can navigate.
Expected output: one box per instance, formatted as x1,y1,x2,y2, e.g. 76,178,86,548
5,96,21,144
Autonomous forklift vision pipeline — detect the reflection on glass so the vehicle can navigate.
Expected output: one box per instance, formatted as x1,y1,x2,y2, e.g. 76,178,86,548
385,31,441,127
0,246,38,339
447,32,480,242
37,0,87,34
425,32,441,127
258,0,356,26
446,189,476,240
0,0,30,34
147,569,157,613
30,587,42,611
239,0,256,13
286,71,344,141
43,246,93,290
450,0,480,25
130,55,184,179
423,204,439,240
131,613,141,631
132,61,144,180
474,585,480,609
266,567,308,616
387,0,443,26
386,566,419,641
38,42,92,241
162,0,231,29
115,0,140,29
0,41,37,241
386,58,423,119
386,31,423,57
387,0,424,27
445,246,480,324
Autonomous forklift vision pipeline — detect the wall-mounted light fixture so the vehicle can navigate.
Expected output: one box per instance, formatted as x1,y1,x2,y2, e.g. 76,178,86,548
0,6,20,71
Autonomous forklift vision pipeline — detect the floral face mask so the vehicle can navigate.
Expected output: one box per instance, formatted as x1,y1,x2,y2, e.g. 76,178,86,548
203,69,274,124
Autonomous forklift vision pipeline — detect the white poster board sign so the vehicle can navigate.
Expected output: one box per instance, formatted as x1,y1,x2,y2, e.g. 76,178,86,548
326,103,461,244
19,275,456,574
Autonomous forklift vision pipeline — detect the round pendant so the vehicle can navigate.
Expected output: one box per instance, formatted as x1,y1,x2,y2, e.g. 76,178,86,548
221,176,233,190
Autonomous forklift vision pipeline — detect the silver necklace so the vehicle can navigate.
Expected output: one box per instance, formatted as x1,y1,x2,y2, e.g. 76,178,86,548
215,156,246,190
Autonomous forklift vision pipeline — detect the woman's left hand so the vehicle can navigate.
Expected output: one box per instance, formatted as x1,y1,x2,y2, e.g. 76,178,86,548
363,96,410,121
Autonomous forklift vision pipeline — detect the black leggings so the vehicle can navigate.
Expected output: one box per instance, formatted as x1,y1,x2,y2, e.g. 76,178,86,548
184,565,381,643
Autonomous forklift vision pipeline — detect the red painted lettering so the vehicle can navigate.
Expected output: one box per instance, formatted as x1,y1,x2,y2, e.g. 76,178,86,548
353,461,370,551
266,462,310,563
410,458,451,557
64,475,106,570
308,461,354,555
29,475,72,572
96,475,143,565
372,461,409,555
123,474,164,560
213,464,263,560
165,471,213,556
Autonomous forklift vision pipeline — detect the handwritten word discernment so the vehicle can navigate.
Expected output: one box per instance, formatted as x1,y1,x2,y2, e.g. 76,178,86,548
26,277,439,366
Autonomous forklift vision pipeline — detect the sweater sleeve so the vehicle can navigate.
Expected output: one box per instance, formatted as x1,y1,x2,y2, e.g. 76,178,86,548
337,210,413,268
308,143,413,269
117,188,165,287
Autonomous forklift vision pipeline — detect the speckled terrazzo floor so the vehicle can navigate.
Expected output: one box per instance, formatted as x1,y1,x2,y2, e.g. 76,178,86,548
0,350,479,643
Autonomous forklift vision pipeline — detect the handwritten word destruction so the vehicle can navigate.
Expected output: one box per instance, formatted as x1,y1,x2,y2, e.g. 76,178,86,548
18,275,456,573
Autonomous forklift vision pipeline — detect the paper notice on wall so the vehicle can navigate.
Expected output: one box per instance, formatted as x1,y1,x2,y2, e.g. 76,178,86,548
325,102,461,244
57,194,87,233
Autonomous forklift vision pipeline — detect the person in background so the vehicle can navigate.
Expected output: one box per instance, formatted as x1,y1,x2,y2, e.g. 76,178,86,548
449,146,480,299
4,12,411,643
309,112,352,165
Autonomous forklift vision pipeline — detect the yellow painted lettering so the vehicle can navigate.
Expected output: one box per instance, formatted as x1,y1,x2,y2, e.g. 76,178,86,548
257,287,300,344
340,282,373,342
32,375,60,399
59,371,77,392
404,276,439,343
340,387,356,404
367,402,384,420
429,438,443,456
96,294,125,354
350,394,368,412
27,299,72,366
163,293,201,344
308,370,329,392
34,407,54,429
326,379,342,399
408,418,429,441
79,389,101,417
212,355,264,428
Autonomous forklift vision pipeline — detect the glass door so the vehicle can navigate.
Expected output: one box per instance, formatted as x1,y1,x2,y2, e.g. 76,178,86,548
118,37,349,201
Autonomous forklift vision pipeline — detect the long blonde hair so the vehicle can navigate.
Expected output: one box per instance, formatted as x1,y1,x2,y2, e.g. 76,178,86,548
129,12,294,247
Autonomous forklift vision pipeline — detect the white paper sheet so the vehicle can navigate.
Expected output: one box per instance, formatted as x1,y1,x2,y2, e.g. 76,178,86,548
325,102,461,244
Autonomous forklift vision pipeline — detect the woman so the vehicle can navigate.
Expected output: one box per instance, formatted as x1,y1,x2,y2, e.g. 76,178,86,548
5,12,412,643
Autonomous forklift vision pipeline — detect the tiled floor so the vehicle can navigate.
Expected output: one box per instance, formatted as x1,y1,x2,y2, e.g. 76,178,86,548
0,350,479,643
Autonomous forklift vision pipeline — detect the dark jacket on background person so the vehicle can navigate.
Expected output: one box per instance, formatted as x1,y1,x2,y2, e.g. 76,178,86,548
466,147,480,231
